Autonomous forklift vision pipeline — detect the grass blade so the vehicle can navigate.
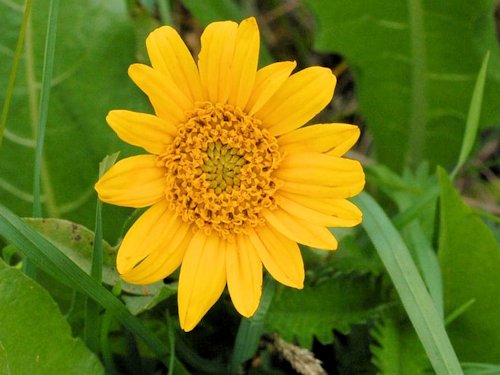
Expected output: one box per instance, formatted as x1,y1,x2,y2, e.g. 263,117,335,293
354,192,463,374
32,0,59,217
406,222,443,317
83,196,103,352
0,0,33,147
451,51,490,178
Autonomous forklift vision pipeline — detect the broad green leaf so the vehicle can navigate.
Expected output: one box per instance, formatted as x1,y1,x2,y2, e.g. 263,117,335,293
180,0,242,25
0,0,144,241
305,0,500,171
0,0,32,146
266,273,387,348
0,344,8,375
0,258,104,374
438,168,500,363
463,363,500,375
371,312,430,375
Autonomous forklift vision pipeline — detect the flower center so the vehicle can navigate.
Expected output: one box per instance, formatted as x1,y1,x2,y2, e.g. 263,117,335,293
160,102,282,238
201,141,246,195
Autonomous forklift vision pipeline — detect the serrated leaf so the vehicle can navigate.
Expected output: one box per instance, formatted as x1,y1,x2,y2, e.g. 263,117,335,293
370,313,430,375
305,0,500,171
0,0,144,241
266,274,387,348
438,168,500,363
320,234,383,276
0,258,104,374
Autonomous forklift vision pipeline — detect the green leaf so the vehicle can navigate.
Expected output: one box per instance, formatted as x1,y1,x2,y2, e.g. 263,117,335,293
123,284,177,316
371,312,430,375
0,258,104,374
404,222,443,317
463,363,500,375
266,273,387,348
305,0,500,171
0,0,32,147
438,168,500,363
452,51,490,177
24,218,165,296
0,0,144,241
354,192,463,375
180,0,242,25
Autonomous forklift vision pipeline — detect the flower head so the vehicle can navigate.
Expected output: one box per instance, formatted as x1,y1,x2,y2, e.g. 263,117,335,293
95,17,365,331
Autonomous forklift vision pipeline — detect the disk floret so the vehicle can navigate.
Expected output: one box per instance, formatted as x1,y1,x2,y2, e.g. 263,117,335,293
161,102,282,237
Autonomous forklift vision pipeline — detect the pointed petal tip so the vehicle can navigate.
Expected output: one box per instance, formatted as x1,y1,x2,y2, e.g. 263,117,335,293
233,298,259,318
241,16,258,29
292,279,304,290
178,307,204,333
180,319,197,332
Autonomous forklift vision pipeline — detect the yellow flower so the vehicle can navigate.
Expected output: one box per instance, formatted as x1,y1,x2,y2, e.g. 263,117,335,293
95,17,365,331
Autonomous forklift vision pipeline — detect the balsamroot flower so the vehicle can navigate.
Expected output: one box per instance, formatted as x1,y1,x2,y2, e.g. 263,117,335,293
95,17,365,331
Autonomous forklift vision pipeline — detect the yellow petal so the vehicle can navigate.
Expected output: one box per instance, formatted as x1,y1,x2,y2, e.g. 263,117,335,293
278,191,363,220
178,231,226,331
248,227,304,288
146,26,203,102
226,235,262,317
245,61,296,115
280,179,365,199
198,21,238,103
262,208,338,250
95,155,166,208
120,214,192,284
106,110,176,155
128,63,192,124
255,67,336,136
277,123,360,156
276,153,364,186
226,17,260,109
276,193,361,227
